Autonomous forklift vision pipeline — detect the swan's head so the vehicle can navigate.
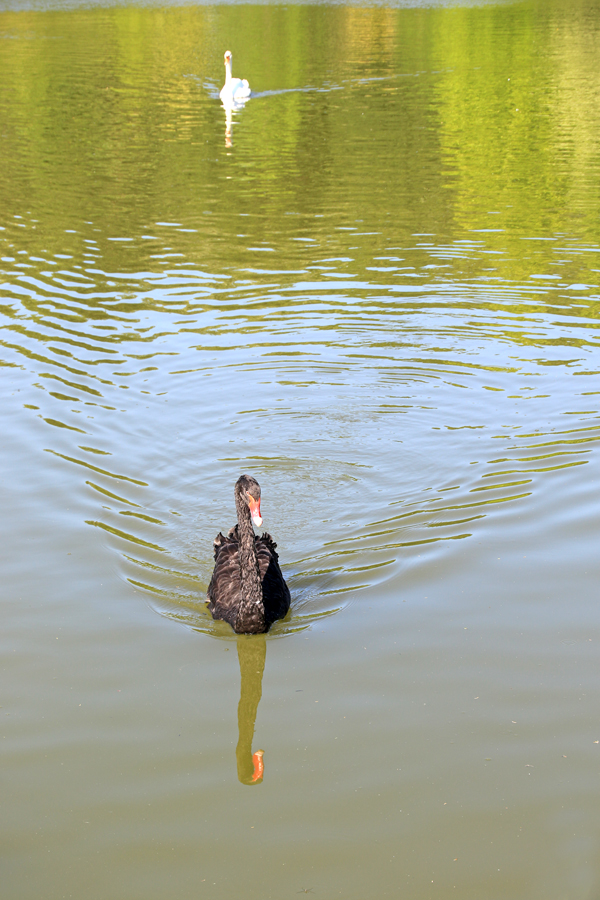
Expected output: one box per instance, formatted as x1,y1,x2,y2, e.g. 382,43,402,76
236,474,262,527
224,50,232,65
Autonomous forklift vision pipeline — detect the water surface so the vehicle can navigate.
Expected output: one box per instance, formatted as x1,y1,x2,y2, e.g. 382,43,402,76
1,1,600,898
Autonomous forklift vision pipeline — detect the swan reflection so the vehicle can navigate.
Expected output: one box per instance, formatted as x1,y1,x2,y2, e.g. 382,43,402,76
236,633,266,785
222,101,250,148
224,106,233,147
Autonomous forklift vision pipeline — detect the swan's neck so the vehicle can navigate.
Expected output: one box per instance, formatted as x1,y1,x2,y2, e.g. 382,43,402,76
224,58,233,85
235,494,264,631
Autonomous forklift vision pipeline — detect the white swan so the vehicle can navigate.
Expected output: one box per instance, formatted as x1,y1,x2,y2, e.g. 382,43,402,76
220,51,251,107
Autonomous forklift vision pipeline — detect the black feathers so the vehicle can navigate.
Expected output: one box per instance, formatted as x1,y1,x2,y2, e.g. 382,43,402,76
207,477,290,634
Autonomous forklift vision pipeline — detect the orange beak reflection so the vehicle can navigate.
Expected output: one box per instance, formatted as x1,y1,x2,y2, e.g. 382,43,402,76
251,750,264,783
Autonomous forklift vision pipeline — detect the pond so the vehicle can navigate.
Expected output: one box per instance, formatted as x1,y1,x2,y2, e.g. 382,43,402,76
1,0,600,897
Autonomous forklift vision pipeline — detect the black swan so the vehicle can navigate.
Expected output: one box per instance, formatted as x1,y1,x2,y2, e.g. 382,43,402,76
207,475,290,634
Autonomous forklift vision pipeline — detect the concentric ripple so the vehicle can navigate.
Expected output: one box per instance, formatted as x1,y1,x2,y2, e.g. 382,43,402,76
2,212,598,637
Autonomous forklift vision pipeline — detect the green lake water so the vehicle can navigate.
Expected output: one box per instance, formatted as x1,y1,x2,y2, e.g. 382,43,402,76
1,0,600,897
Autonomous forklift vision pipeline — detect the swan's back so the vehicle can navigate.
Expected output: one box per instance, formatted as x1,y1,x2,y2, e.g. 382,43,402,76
220,79,251,104
207,526,290,632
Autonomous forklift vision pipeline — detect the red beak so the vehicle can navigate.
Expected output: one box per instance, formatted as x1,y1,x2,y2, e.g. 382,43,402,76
247,495,262,528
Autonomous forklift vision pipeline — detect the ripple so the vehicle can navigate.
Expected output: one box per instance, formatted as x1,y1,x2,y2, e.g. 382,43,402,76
2,217,599,639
